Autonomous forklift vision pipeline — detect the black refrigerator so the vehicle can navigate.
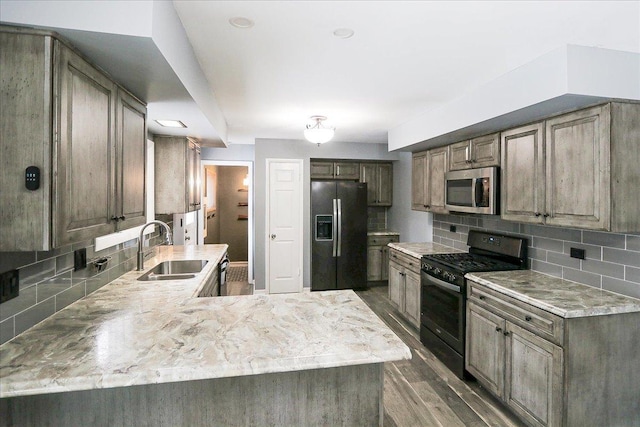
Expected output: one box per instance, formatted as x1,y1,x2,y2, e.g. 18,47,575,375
311,181,368,291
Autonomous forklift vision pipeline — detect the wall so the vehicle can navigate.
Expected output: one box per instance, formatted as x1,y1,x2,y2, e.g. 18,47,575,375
433,213,640,299
254,139,399,291
387,152,433,243
215,166,249,261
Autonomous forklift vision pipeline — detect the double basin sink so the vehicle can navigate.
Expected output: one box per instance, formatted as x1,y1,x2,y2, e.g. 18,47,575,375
137,260,208,281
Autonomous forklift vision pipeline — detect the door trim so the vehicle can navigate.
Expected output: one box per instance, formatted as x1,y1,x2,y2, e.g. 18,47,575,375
265,158,304,294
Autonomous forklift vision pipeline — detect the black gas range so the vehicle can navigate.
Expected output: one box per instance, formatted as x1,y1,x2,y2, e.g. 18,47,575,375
420,230,528,379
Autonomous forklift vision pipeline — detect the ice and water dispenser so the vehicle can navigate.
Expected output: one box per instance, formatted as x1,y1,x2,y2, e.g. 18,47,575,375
315,215,333,241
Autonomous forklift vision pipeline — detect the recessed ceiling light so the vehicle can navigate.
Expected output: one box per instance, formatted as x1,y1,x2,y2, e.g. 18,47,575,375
229,17,254,29
155,119,187,128
333,28,354,39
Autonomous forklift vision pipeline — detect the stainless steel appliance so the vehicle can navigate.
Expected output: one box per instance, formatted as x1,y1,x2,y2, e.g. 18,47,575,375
218,254,229,296
420,230,527,379
445,167,498,214
311,181,368,291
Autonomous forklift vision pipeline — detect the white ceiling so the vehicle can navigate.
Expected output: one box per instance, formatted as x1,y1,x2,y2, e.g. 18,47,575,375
173,0,640,145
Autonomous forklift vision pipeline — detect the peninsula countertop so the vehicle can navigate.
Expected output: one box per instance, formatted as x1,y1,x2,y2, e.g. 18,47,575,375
0,245,410,398
388,241,462,259
467,270,640,318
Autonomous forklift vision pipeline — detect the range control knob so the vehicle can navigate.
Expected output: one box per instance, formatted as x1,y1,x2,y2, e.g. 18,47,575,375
423,264,433,271
445,272,457,281
433,268,442,275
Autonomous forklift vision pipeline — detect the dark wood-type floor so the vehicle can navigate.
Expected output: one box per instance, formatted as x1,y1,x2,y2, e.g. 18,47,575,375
356,285,525,427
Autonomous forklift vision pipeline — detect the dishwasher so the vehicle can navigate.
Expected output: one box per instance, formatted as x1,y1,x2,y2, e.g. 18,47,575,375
218,254,229,295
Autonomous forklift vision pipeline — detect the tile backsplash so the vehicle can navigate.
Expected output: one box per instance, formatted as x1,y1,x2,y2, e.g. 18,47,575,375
433,213,640,299
0,230,167,345
368,207,387,231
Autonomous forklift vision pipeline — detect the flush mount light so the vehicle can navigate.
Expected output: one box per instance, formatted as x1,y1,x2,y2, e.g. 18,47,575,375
304,116,335,146
333,28,354,39
155,119,187,128
229,17,255,29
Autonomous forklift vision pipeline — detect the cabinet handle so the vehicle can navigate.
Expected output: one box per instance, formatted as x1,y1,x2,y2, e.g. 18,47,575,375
111,216,120,222
525,315,532,321
119,216,126,221
425,205,431,209
543,213,549,218
479,295,485,300
495,327,502,332
534,212,541,217
409,262,413,266
503,331,510,336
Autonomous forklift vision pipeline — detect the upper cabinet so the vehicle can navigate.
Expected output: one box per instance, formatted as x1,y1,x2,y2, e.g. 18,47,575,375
360,162,393,206
501,103,640,232
310,161,360,180
0,28,147,251
154,136,202,214
449,133,500,170
412,146,448,213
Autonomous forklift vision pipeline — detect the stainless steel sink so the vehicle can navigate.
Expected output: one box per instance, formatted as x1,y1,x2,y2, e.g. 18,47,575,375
137,260,208,281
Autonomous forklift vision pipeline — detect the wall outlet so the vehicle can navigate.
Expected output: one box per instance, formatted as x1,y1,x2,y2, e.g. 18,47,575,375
0,269,19,304
74,248,87,271
449,225,457,233
570,247,586,260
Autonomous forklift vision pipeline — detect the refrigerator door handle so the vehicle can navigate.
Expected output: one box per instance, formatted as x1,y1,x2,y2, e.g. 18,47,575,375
337,198,342,257
332,198,338,257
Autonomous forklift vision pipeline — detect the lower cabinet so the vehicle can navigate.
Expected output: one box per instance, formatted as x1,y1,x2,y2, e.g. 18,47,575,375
198,255,225,297
466,279,640,427
467,302,563,427
388,249,421,328
367,234,399,281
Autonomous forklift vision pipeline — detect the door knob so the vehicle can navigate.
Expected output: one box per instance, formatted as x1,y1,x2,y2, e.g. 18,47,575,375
270,234,276,240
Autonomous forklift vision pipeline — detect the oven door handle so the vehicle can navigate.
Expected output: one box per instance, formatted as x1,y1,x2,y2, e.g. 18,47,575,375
425,274,462,293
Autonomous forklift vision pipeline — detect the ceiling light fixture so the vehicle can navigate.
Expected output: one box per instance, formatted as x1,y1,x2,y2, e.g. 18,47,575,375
304,116,335,146
333,28,354,39
155,119,187,128
229,17,254,29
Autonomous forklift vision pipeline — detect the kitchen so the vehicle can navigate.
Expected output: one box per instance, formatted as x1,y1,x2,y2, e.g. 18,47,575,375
2,1,640,426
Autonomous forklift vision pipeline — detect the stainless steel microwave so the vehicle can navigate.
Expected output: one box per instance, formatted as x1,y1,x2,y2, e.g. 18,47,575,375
445,167,498,214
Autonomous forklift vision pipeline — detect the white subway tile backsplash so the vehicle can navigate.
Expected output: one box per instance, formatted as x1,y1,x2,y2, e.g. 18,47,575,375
434,213,640,299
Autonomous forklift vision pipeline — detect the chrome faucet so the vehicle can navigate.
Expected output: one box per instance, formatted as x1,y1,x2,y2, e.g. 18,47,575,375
137,220,173,270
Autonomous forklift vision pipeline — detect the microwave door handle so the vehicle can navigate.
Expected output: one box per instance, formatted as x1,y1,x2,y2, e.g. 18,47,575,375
474,178,484,208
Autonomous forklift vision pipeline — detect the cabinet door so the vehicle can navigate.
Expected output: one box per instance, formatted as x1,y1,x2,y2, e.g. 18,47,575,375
381,246,390,281
501,122,545,224
376,163,393,206
426,146,448,213
335,162,360,179
116,89,146,230
54,41,117,246
411,152,428,210
545,105,610,230
505,322,563,427
187,140,201,212
449,140,472,170
470,133,500,168
310,162,334,179
388,263,403,309
367,246,382,281
466,302,506,398
0,32,53,251
404,270,421,328
360,163,379,205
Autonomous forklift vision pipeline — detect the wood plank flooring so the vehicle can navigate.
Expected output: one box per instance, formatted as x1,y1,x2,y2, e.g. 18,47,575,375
355,286,525,427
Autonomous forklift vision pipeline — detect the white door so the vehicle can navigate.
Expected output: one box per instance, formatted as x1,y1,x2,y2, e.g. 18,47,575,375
266,159,303,294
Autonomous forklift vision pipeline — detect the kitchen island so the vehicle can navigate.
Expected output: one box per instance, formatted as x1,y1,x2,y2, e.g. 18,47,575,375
0,245,410,426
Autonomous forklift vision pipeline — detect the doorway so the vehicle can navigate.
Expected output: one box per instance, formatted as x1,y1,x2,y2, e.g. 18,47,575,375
201,160,254,286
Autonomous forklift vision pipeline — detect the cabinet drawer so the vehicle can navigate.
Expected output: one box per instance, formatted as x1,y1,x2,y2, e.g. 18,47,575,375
367,235,399,247
468,281,564,345
389,249,420,273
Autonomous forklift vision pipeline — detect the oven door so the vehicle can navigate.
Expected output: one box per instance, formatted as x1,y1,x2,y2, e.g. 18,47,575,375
421,271,465,354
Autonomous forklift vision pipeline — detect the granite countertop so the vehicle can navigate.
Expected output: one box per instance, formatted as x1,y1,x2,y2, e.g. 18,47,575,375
0,245,410,398
367,230,400,236
467,270,640,318
388,242,462,259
